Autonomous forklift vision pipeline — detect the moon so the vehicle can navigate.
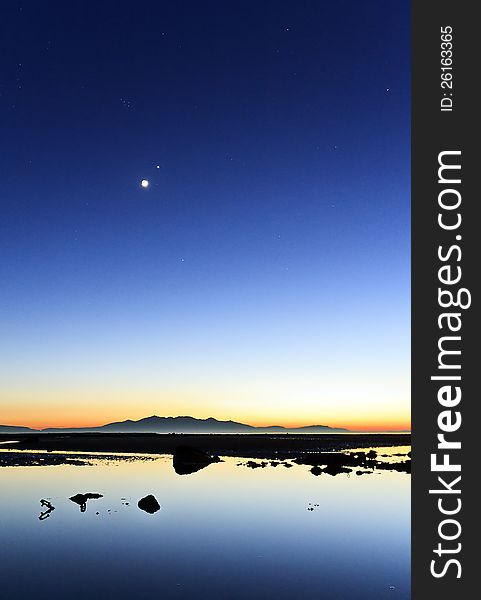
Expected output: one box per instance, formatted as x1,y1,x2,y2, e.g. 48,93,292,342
140,179,149,188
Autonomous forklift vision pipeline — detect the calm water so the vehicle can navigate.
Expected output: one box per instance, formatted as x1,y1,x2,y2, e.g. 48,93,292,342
0,449,410,599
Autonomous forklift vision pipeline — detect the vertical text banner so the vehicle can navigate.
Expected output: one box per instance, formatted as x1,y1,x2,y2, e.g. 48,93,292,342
412,1,477,598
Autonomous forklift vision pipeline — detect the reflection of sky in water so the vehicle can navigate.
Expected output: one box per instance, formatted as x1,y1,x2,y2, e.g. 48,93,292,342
1,451,410,599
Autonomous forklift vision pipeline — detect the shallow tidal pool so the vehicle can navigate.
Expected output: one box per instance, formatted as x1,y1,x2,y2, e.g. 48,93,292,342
0,449,410,599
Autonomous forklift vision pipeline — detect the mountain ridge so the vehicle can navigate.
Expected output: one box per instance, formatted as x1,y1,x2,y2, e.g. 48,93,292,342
0,415,349,434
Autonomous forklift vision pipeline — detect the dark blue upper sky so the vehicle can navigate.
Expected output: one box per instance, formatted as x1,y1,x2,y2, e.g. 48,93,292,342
0,1,410,429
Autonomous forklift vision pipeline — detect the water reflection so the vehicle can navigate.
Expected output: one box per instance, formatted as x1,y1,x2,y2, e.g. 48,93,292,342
1,448,410,599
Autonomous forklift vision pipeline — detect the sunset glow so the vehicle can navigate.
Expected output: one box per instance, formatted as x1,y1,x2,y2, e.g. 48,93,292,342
0,2,409,434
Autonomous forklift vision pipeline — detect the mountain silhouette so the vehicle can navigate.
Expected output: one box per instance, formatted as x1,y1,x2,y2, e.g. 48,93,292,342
0,415,348,434
0,425,37,433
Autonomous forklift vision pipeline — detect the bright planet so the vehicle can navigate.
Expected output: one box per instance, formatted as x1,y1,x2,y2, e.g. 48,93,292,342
140,179,149,188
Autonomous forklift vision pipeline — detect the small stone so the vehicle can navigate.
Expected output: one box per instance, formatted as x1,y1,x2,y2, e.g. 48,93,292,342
138,494,161,514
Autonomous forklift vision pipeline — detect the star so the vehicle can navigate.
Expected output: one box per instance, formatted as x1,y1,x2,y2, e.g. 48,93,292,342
141,179,149,188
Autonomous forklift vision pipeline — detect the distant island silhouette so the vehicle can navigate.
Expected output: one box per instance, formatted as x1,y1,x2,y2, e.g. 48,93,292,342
0,415,350,434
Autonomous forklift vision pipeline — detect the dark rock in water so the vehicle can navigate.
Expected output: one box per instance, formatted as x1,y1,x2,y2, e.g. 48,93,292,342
172,445,221,475
69,492,103,512
295,448,411,475
40,498,54,509
38,499,56,520
322,464,352,476
351,451,367,461
244,460,268,469
296,452,357,467
309,462,352,476
138,494,161,514
70,492,103,503
377,460,411,474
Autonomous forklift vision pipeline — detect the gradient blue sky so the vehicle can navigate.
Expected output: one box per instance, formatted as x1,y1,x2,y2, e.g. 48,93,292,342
0,1,410,429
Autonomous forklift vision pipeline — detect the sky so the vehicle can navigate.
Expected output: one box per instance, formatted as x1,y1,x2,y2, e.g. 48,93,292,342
0,1,410,431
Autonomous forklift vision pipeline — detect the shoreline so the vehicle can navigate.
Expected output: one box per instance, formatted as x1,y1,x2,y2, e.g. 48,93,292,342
0,432,410,461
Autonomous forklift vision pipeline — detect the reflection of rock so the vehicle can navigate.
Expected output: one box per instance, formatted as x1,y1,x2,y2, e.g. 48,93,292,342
172,445,221,475
38,499,55,520
138,494,161,514
69,493,103,512
310,466,323,476
366,450,377,460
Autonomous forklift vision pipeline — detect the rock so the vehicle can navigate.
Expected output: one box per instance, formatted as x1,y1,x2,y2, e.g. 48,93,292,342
69,492,103,512
244,460,268,469
172,445,221,475
350,451,367,461
322,464,352,476
296,452,357,467
70,492,103,504
38,499,56,521
377,460,411,474
138,494,161,514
